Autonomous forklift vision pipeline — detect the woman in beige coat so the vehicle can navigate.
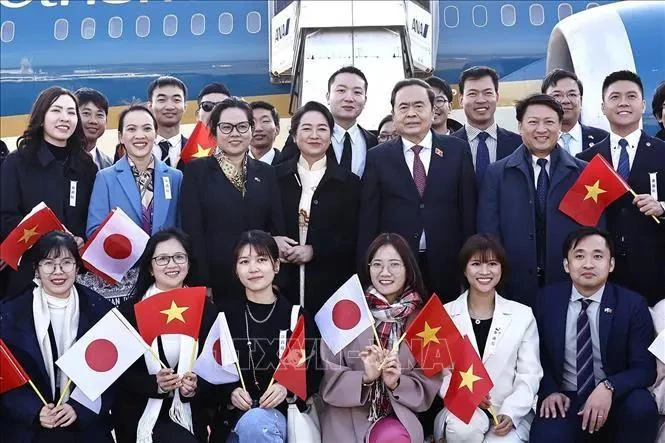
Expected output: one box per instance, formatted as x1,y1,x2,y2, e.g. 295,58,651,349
319,233,442,442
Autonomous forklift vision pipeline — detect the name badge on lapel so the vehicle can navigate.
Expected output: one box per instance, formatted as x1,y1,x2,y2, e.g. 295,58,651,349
649,172,658,200
163,176,172,200
69,181,78,207
278,329,288,358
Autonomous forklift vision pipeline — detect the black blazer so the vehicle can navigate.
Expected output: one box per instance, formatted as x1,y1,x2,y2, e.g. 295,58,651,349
451,125,522,163
275,158,360,314
180,156,285,307
357,131,476,301
577,132,665,306
580,124,609,151
270,147,283,165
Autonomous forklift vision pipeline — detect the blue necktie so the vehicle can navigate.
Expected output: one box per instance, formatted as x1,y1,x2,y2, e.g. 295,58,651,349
560,132,573,153
475,131,490,185
577,299,595,399
536,158,549,215
158,140,171,166
617,138,630,180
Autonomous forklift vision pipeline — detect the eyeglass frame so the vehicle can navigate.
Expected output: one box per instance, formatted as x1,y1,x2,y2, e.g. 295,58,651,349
38,258,77,274
152,253,189,267
217,121,252,134
434,97,450,107
199,101,224,112
368,260,405,273
550,92,581,101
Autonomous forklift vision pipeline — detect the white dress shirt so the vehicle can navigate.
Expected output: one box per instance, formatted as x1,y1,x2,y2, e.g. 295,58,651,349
296,155,326,243
561,285,607,391
249,147,276,165
153,133,183,166
88,146,101,169
331,123,367,177
465,123,498,167
531,153,552,187
402,131,433,251
559,121,583,157
609,128,641,172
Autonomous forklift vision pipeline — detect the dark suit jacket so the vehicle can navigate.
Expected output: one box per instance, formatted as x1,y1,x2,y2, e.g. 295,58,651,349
577,132,665,306
451,125,522,163
180,156,285,306
580,124,609,151
275,158,360,314
535,281,656,401
357,131,476,301
0,284,114,443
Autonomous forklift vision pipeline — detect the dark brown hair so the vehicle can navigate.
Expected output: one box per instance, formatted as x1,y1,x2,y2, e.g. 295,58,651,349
458,234,509,290
232,230,280,279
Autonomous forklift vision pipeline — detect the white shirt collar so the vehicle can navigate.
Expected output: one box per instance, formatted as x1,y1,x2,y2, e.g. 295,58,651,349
610,128,641,150
155,133,182,147
332,122,360,144
531,153,551,169
402,131,433,153
465,122,498,141
571,284,605,304
249,147,276,164
563,121,582,141
297,155,327,171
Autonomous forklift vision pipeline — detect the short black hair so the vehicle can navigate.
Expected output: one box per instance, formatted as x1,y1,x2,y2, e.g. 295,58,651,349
147,75,188,101
327,66,368,93
563,227,615,259
197,82,231,105
602,70,644,98
289,101,334,138
28,231,84,274
390,78,435,109
207,97,254,136
250,100,280,127
74,87,109,114
459,66,499,94
377,114,393,133
652,81,665,128
515,94,564,122
458,233,509,290
541,69,584,96
425,76,453,102
118,103,158,134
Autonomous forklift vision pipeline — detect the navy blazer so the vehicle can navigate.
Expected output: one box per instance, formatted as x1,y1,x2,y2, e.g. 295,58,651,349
357,131,476,301
86,155,182,237
451,125,522,162
580,124,609,151
0,284,114,442
535,281,656,401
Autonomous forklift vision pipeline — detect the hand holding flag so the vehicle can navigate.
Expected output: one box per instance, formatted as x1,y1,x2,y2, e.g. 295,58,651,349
0,338,48,405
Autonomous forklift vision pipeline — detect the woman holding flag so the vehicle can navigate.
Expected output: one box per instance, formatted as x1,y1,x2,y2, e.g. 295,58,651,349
319,233,441,443
0,231,114,442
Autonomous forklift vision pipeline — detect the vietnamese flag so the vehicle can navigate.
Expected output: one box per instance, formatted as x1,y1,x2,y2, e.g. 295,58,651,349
134,287,207,345
0,339,30,394
0,202,64,270
404,295,462,376
180,121,216,164
273,315,307,400
443,335,494,424
559,154,629,226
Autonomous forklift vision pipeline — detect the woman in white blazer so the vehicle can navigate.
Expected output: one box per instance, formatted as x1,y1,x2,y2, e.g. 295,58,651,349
434,234,543,443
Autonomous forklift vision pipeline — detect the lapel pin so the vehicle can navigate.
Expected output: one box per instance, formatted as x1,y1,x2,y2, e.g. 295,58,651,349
589,135,594,140
589,142,595,148
603,307,613,314
435,148,444,157
646,142,652,147
254,177,261,182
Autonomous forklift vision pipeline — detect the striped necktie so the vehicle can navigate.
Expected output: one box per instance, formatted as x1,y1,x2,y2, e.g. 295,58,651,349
577,299,595,399
616,138,630,180
411,145,427,197
560,132,573,153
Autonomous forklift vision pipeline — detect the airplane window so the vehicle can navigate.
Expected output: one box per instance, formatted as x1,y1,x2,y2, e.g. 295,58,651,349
529,4,545,26
108,16,122,38
586,2,599,9
246,11,261,34
558,3,573,20
472,5,488,27
81,17,95,40
191,13,205,36
54,18,68,41
501,4,516,26
218,12,233,35
136,15,150,38
1,21,15,43
443,6,459,28
164,14,177,37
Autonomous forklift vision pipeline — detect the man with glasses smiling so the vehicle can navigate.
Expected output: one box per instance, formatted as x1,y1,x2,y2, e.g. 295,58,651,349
424,76,462,136
196,82,231,125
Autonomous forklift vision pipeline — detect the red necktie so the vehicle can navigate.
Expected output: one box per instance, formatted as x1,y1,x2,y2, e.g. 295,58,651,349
411,145,426,197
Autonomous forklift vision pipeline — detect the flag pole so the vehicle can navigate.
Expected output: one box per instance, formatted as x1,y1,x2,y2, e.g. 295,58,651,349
489,405,499,426
146,346,168,369
56,378,72,407
628,189,661,224
234,360,247,392
28,379,48,406
188,339,198,372
392,332,407,352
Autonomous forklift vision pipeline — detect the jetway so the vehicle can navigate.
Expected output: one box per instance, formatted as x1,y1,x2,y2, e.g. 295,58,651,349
269,0,438,130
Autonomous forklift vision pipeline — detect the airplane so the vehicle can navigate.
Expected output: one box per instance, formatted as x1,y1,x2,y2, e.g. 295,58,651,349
1,0,663,142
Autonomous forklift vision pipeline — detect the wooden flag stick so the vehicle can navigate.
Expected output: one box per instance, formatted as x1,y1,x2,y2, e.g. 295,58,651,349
188,339,198,372
628,189,660,224
489,405,499,426
234,360,247,392
392,332,407,352
146,346,168,370
56,378,72,407
267,377,275,390
28,379,48,406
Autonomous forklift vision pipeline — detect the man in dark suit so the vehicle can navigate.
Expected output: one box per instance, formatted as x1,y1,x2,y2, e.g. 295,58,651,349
424,76,462,135
652,80,665,141
279,66,377,176
577,70,665,307
358,78,476,302
75,88,113,170
451,66,522,185
195,81,230,125
249,100,282,165
542,69,609,155
148,75,189,171
531,227,658,443
478,94,588,307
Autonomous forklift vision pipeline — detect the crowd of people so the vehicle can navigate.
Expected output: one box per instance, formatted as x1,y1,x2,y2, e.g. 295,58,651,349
1,64,665,443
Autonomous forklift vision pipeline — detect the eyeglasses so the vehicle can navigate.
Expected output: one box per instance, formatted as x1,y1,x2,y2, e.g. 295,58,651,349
369,261,404,273
434,97,449,107
217,122,251,134
200,101,223,112
550,92,580,101
152,253,188,267
378,133,397,143
38,259,76,274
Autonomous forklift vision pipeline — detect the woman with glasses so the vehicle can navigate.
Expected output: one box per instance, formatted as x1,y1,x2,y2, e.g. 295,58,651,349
0,231,114,443
112,228,219,443
275,101,360,313
319,233,441,443
180,97,285,308
377,115,397,144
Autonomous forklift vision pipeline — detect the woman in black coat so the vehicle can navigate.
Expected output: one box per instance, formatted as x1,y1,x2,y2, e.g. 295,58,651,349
180,97,285,308
275,101,360,314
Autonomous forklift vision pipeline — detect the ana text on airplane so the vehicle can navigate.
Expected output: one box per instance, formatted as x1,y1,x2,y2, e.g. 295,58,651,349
0,0,169,8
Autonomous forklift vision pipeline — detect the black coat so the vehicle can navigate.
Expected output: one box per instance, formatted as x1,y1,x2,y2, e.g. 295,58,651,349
357,132,477,302
180,156,285,307
577,132,665,306
580,124,609,150
275,158,360,314
451,125,522,162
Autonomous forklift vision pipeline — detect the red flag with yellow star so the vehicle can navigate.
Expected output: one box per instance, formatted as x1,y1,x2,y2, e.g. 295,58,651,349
0,202,65,270
180,121,216,164
273,314,307,399
404,295,462,376
559,154,629,226
134,287,207,344
443,335,494,424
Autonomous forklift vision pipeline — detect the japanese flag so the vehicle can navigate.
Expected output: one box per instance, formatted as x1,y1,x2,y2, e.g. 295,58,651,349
193,313,240,384
56,308,149,401
315,274,374,355
81,208,149,283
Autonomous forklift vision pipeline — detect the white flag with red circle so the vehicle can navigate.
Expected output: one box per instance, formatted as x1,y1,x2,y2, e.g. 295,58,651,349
81,207,149,284
315,274,374,355
56,308,149,401
193,313,239,384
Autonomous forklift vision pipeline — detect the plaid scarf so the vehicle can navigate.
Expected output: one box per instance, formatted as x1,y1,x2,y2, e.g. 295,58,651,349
128,156,155,234
365,286,423,349
214,148,247,196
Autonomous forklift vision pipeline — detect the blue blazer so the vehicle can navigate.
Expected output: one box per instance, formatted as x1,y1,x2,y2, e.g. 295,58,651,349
86,155,182,237
534,281,656,401
580,124,609,151
0,284,114,442
451,125,522,162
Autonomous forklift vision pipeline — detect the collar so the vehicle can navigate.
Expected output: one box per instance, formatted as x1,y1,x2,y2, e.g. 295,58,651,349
402,131,433,153
531,153,552,169
562,121,582,141
465,122,498,141
570,284,605,304
297,154,327,171
127,154,155,172
87,146,99,159
610,128,641,150
249,147,276,164
155,133,182,147
332,122,360,144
